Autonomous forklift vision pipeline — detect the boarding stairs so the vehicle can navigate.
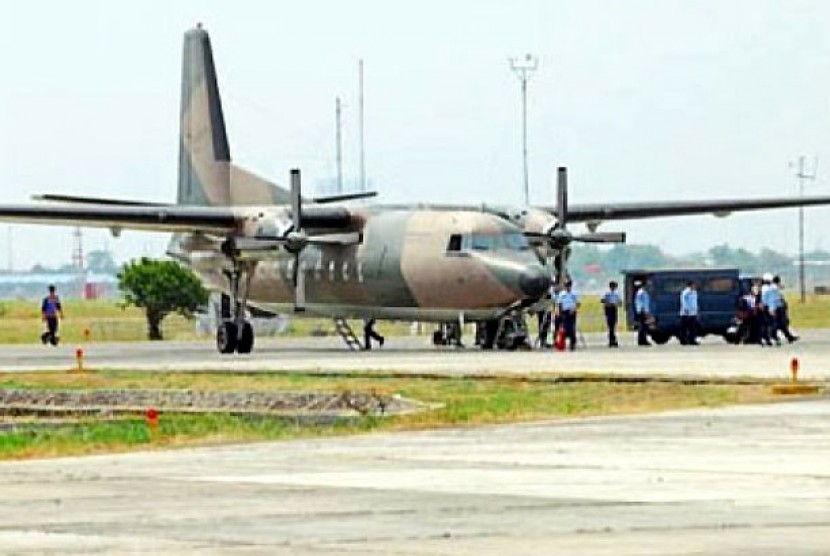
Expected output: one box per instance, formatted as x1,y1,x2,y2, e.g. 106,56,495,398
333,318,364,351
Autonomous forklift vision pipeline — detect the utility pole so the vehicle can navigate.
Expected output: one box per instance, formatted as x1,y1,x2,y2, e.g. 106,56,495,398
358,59,366,192
509,53,538,206
335,96,343,194
794,155,817,303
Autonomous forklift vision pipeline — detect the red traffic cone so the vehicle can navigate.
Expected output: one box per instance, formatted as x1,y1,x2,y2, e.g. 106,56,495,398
555,327,566,351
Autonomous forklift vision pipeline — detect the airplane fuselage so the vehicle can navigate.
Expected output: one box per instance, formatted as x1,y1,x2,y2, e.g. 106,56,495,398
181,208,549,322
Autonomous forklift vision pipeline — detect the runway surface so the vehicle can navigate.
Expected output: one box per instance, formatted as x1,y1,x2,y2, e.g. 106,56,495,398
1,329,828,381
0,399,828,554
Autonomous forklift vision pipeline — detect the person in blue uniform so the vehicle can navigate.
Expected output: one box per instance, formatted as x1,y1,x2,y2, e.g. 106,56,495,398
679,280,699,346
760,273,778,346
634,281,651,346
40,284,64,346
556,280,580,351
772,275,798,343
601,281,622,347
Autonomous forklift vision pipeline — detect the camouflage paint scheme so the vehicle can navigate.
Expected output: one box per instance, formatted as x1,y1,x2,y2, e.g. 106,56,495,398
172,27,546,322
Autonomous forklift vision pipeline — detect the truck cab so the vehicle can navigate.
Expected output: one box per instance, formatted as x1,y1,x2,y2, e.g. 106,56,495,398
623,268,741,344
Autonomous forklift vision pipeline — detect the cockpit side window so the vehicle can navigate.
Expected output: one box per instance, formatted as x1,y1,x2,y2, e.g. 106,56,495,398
470,234,494,251
504,232,530,251
448,233,530,253
446,234,462,252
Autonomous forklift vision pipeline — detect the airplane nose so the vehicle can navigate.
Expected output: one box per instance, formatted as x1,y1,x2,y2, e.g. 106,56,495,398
519,267,551,298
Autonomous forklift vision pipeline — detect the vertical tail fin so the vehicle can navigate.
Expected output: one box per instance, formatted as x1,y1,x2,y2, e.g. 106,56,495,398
177,26,231,206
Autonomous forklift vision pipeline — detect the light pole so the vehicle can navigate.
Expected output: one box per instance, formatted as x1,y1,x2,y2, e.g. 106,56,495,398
335,96,343,194
510,53,538,206
794,155,817,303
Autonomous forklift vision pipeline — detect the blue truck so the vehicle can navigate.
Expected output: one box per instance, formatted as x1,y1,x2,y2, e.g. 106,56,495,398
623,268,752,344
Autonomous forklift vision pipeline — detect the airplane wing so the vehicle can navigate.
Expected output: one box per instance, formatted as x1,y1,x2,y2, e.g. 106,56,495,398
0,204,352,234
0,204,237,233
559,195,830,223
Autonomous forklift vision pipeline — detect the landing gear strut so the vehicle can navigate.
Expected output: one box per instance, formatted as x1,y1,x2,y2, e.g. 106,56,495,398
217,264,255,355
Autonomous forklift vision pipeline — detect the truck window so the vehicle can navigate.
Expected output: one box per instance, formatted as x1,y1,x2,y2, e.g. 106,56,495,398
656,278,686,295
703,277,737,292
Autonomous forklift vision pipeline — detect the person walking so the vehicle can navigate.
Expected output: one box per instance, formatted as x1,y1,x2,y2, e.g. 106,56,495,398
679,280,699,345
760,273,779,346
556,280,580,351
772,276,798,343
363,318,385,350
40,284,64,346
634,281,652,346
739,283,761,344
601,281,622,347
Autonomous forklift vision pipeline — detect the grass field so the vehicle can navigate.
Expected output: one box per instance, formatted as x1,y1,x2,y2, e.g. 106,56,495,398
0,370,774,459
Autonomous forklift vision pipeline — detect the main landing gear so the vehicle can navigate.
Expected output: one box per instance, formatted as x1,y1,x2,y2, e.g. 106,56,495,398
217,265,255,355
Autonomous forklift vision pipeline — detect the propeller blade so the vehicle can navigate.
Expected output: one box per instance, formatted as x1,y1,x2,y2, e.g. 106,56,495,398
291,256,306,312
307,232,362,246
235,238,285,251
553,249,569,288
574,231,627,243
312,191,377,204
289,169,306,312
556,166,568,229
290,168,302,232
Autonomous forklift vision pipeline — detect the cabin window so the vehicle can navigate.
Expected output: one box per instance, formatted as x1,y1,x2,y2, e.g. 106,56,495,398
447,234,462,252
342,262,349,281
328,260,336,281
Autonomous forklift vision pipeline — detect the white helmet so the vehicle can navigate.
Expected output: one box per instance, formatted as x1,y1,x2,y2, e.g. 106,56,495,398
762,272,773,282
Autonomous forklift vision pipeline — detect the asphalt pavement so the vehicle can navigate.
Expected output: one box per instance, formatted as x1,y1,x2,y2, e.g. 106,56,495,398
0,328,827,381
0,399,828,554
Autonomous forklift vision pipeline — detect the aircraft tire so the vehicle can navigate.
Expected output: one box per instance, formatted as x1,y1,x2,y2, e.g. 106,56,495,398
236,321,254,354
217,321,238,354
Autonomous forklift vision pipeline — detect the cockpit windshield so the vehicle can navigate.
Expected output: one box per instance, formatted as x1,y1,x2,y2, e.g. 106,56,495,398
447,232,530,253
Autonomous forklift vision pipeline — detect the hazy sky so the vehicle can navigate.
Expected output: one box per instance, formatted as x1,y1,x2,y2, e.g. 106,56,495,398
2,0,830,270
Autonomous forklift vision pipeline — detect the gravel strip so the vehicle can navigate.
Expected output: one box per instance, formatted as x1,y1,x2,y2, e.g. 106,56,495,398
0,389,422,418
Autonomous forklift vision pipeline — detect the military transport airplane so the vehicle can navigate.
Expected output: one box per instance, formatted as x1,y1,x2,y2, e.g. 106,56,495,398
2,26,830,354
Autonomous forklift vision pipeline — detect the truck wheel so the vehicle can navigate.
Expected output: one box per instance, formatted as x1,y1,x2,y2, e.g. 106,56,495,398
650,331,671,345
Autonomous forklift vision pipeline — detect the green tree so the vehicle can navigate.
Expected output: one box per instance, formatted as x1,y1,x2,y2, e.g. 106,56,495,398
118,257,208,340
